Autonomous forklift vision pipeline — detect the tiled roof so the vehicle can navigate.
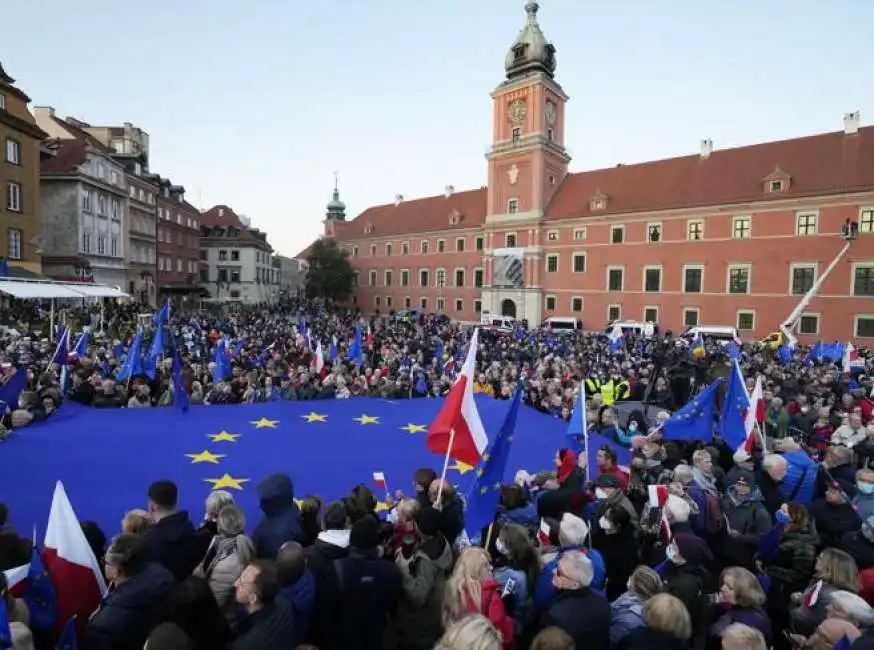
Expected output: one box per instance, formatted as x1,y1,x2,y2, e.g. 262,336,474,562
201,204,245,228
546,126,874,220
39,116,117,174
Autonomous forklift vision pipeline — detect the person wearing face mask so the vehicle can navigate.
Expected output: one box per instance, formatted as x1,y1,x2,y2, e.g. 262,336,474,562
661,532,715,640
592,505,638,602
592,474,637,529
489,523,538,635
853,470,874,521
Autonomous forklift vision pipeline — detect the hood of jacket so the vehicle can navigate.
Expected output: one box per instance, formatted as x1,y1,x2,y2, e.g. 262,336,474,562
257,473,298,517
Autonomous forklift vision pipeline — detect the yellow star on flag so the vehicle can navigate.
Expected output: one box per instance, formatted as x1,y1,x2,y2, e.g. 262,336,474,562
294,498,303,508
401,423,427,434
251,418,279,428
208,431,239,442
375,501,390,513
185,450,225,464
448,460,475,475
204,474,249,491
353,414,380,425
302,412,328,423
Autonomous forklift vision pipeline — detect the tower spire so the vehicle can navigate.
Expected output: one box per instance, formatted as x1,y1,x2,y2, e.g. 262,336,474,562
505,0,556,79
325,172,346,221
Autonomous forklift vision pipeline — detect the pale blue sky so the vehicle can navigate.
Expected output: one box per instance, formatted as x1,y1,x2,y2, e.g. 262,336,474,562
4,1,873,257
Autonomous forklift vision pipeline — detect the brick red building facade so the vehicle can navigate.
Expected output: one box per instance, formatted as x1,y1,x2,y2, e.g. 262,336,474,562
152,176,202,304
310,2,874,343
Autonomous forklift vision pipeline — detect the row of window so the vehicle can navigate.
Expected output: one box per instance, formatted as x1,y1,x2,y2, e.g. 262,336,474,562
158,229,199,248
372,294,484,314
158,258,199,274
364,267,484,289
81,233,121,257
82,191,122,219
353,236,486,258
158,205,199,229
208,268,279,284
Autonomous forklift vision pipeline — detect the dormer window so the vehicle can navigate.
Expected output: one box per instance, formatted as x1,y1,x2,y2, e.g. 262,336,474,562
762,166,791,194
770,180,783,192
512,44,527,62
364,222,374,234
589,192,608,211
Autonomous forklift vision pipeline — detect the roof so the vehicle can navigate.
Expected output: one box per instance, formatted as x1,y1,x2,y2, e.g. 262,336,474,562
39,116,117,174
201,205,273,250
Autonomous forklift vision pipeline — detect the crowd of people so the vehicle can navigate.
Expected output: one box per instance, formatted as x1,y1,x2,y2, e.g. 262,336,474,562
2,298,874,649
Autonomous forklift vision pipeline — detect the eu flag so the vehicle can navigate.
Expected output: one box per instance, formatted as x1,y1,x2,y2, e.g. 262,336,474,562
172,348,189,414
0,370,27,413
465,384,522,540
346,325,364,367
566,386,630,479
57,615,78,650
115,328,144,382
719,360,748,450
662,378,722,442
0,597,11,650
23,545,58,630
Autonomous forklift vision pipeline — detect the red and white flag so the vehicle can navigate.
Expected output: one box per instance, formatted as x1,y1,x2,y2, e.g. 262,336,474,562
373,472,386,491
804,579,823,609
844,343,863,375
744,375,765,437
427,328,488,466
43,481,107,633
648,485,672,542
538,519,551,546
3,562,29,594
311,340,325,375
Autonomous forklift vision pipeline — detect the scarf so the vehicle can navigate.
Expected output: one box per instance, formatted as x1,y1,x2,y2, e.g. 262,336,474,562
693,467,718,495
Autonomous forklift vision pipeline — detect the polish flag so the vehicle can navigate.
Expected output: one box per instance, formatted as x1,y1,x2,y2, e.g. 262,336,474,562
427,328,487,466
43,482,107,634
538,519,551,546
373,472,386,490
804,579,823,609
744,375,765,437
648,485,672,543
311,340,325,375
3,562,29,594
843,343,862,375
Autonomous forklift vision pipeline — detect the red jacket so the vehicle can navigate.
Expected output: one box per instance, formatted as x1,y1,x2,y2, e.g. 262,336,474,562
463,578,515,647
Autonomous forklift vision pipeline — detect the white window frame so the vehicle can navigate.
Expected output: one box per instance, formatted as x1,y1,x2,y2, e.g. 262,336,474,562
571,252,586,274
436,296,446,312
420,240,429,254
855,315,874,339
504,232,517,248
384,269,393,286
507,198,519,214
474,299,482,313
646,221,663,243
607,304,622,321
573,228,587,241
400,268,410,287
369,244,376,256
547,230,559,242
401,241,409,255
0,93,5,110
435,267,447,288
736,310,756,331
385,242,393,256
570,296,584,313
851,262,874,296
682,264,704,294
683,307,700,328
455,237,465,252
352,246,359,258
606,265,625,291
610,224,625,244
437,239,446,253
453,267,466,287
385,295,393,308
374,295,381,308
403,296,412,309
860,207,874,234
475,236,484,251
789,262,817,295
454,298,463,312
5,138,21,164
686,219,705,241
726,263,752,295
368,270,377,287
545,253,559,273
732,215,752,239
474,266,484,288
798,312,821,336
795,210,819,236
643,305,659,323
5,182,21,212
642,264,663,293
7,228,21,260
544,294,557,311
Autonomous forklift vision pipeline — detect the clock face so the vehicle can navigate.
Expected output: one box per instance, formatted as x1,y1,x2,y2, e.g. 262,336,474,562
508,99,527,125
545,101,556,126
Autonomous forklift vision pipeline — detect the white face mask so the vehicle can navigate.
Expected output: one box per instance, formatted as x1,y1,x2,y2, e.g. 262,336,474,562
495,538,508,556
595,488,608,500
598,516,613,532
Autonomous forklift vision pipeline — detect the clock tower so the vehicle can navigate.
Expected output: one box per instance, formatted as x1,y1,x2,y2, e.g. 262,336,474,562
482,1,570,322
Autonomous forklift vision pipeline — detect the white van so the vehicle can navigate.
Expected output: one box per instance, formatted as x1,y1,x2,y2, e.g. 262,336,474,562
684,325,740,345
605,320,657,337
544,316,583,333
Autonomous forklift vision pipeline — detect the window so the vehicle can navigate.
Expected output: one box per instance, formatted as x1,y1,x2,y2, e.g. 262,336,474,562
611,225,624,244
511,127,522,142
454,269,465,286
643,266,662,292
687,220,704,241
861,208,874,234
385,270,393,286
437,297,445,312
547,128,554,143
572,253,586,273
436,269,446,287
401,270,410,287
404,297,411,308
644,307,659,322
455,238,465,252
402,242,409,255
82,191,92,212
507,198,519,214
5,138,20,164
455,299,463,312
475,236,484,251
545,295,556,311
231,251,240,261
799,314,820,335
82,233,91,254
420,269,429,287
352,246,359,258
727,265,751,294
369,270,377,286
683,266,703,293
683,308,699,327
853,264,874,296
737,311,755,331
791,265,816,295
386,243,393,256
111,236,119,257
98,196,108,215
573,228,586,240
608,305,621,321
505,233,517,247
770,180,783,192
231,270,240,283
546,255,558,273
855,316,874,338
548,174,555,185
7,228,21,260
437,240,445,253
111,198,121,219
732,216,751,239
0,93,5,110
219,250,228,261
607,267,624,291
547,230,559,242
375,296,381,308
474,300,482,313
647,223,662,243
421,240,429,254
97,236,106,255
571,297,583,312
796,212,818,236
474,268,483,288
5,182,21,212
370,245,376,256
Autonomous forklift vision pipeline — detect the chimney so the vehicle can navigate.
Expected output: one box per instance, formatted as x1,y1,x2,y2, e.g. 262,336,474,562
700,138,713,159
394,194,404,206
844,111,860,136
34,106,56,119
444,185,455,198
218,208,225,217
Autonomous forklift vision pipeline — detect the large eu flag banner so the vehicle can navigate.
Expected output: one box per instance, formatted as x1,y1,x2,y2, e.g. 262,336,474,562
0,397,566,535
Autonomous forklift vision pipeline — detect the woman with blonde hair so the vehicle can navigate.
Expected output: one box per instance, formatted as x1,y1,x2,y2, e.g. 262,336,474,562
443,547,514,647
610,565,664,645
434,614,502,650
791,547,860,636
617,593,691,650
709,567,772,647
121,509,151,536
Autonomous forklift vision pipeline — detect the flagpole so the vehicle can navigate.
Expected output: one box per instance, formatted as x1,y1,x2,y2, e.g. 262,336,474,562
435,427,456,506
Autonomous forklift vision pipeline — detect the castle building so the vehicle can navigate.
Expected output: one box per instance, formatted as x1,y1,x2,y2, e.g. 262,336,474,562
307,2,874,342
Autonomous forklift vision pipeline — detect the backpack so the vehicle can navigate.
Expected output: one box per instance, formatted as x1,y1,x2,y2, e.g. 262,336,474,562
704,491,725,536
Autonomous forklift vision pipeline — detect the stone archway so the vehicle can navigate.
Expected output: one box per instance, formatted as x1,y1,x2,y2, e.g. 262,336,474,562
500,298,517,319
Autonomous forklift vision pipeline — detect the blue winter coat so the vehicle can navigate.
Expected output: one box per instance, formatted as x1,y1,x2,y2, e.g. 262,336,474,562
252,473,305,559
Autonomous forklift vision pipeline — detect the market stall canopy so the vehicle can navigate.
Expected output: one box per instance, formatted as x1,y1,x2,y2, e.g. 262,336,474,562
0,280,130,299
67,284,128,298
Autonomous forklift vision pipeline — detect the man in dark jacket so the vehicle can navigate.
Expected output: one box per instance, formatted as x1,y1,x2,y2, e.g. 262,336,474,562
277,541,315,646
315,516,402,650
141,480,201,581
232,559,296,650
252,473,305,559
